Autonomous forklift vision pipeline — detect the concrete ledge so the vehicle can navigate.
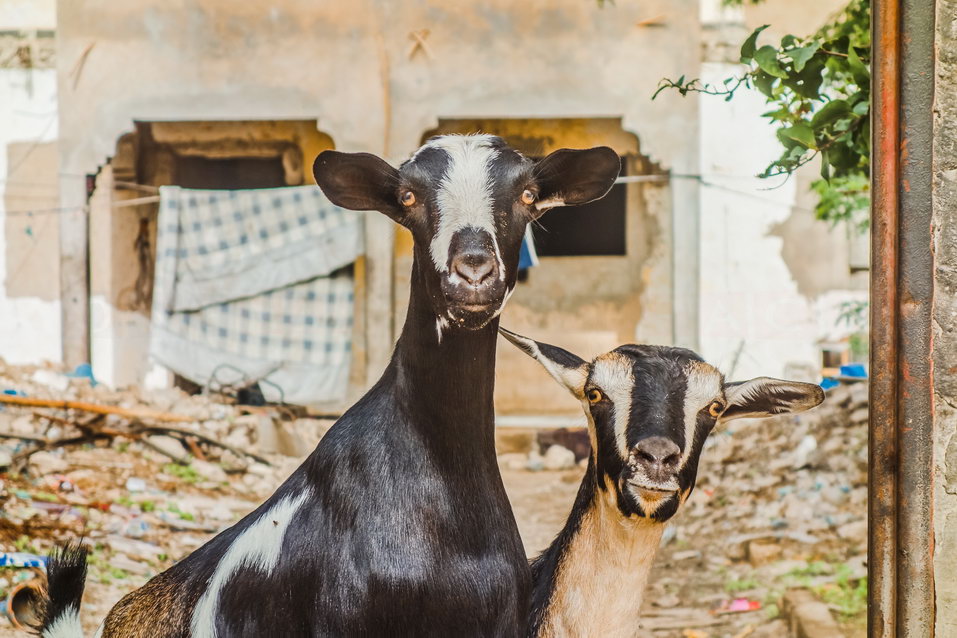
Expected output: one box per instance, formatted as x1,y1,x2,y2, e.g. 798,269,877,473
783,589,843,638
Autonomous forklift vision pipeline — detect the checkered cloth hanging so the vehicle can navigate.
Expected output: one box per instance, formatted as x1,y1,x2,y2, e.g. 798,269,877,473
150,186,363,405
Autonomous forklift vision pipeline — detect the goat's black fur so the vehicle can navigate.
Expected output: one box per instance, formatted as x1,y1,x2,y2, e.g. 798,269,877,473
40,542,88,631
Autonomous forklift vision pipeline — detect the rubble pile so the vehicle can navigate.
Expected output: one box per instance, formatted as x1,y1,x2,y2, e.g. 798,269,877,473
496,383,869,637
0,358,867,637
0,361,332,633
644,382,869,638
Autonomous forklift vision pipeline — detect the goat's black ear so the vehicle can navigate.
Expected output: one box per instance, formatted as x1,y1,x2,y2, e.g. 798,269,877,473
499,327,589,400
531,147,621,218
313,151,403,221
720,377,825,422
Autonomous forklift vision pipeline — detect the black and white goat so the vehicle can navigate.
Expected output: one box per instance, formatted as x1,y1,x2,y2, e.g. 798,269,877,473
499,329,824,638
39,135,621,638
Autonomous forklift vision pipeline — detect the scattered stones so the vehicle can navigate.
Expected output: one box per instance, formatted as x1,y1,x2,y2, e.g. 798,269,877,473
654,593,681,608
191,460,229,483
27,451,69,475
105,536,163,561
495,429,537,455
542,444,576,471
0,446,12,469
791,434,818,469
526,450,545,472
498,453,529,471
125,477,147,492
145,435,189,462
747,540,782,566
836,518,867,545
783,589,843,638
643,382,869,635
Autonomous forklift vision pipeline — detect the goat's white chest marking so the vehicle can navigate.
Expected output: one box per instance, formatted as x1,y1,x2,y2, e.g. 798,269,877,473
542,497,666,638
426,135,502,274
191,492,308,638
435,316,449,343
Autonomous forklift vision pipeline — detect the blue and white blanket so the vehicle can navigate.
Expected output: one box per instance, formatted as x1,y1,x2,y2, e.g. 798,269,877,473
150,186,362,404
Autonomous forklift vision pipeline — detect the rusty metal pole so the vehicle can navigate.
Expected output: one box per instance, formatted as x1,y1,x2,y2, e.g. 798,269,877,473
869,0,901,635
869,0,937,636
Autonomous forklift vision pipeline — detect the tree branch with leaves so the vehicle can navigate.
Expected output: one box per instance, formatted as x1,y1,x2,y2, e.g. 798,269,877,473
654,0,870,228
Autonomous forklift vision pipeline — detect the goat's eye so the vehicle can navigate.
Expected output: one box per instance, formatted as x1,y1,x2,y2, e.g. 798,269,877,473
587,389,603,405
400,191,416,207
708,400,724,418
520,189,536,205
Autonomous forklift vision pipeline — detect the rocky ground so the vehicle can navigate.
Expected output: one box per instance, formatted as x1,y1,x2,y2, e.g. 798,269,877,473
0,362,866,637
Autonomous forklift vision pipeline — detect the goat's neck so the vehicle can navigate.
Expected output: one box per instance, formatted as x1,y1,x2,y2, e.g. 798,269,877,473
389,260,498,450
535,465,666,638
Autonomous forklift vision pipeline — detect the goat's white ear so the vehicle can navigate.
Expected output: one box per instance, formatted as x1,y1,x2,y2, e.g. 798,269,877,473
499,327,589,400
720,377,825,422
313,151,403,222
531,147,621,217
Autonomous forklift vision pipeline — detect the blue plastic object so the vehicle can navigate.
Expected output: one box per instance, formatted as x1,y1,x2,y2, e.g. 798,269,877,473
66,362,97,386
839,363,867,378
820,377,840,390
0,552,46,569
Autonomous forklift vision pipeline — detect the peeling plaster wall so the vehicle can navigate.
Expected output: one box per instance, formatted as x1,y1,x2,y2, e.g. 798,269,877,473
0,0,60,364
55,0,700,186
934,0,957,632
697,59,866,382
56,0,702,399
53,0,864,407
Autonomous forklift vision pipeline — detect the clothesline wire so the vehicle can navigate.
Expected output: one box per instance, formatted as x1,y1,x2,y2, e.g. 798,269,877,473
0,174,823,217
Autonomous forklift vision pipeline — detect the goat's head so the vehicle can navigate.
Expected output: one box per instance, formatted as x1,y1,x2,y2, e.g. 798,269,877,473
313,135,620,331
500,329,825,522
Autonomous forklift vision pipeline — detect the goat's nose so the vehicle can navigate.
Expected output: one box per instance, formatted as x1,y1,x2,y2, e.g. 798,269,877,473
633,437,681,474
451,251,496,286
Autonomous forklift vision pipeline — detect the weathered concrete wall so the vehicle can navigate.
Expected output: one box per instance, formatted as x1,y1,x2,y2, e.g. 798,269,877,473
55,0,701,193
56,0,703,399
0,0,60,365
49,0,863,410
934,0,957,633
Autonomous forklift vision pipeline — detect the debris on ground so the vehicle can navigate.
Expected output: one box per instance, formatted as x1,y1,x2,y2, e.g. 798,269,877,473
0,360,327,634
641,382,868,637
499,382,868,638
0,358,866,637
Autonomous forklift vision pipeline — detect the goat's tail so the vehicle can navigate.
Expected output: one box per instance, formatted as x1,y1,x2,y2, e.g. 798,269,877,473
39,542,88,638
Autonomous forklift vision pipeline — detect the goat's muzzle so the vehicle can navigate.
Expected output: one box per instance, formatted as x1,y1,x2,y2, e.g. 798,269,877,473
440,229,507,329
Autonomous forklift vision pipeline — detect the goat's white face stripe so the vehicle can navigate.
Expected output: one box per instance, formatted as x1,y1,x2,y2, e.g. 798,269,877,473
589,354,635,457
191,492,308,638
679,362,723,467
426,135,503,274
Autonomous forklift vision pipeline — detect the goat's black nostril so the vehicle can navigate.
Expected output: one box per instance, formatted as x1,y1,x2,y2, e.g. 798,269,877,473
452,252,496,286
634,437,681,470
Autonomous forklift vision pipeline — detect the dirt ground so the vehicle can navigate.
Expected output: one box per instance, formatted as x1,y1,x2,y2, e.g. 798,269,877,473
0,373,867,637
1,464,862,637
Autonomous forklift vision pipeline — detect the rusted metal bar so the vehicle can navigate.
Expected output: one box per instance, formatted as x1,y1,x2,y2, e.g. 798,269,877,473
869,0,938,635
869,0,901,635
895,0,936,634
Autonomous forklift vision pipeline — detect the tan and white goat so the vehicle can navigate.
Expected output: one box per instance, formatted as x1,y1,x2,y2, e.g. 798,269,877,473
500,328,824,638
